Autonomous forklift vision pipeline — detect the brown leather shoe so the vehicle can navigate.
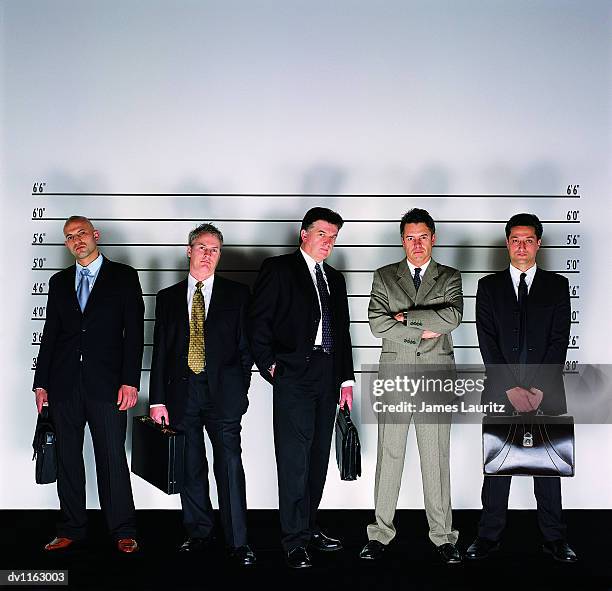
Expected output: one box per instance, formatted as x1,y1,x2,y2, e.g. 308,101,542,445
117,538,139,553
44,537,74,551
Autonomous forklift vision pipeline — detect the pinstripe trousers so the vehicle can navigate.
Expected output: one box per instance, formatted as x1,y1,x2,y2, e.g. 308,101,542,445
366,412,458,547
49,382,136,541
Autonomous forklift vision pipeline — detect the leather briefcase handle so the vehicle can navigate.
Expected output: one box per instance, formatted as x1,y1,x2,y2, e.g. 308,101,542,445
138,415,177,436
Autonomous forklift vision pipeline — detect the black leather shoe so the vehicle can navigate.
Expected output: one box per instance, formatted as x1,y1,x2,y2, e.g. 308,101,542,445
359,540,387,560
229,544,256,566
436,543,462,564
286,546,312,569
465,537,500,560
178,537,213,553
543,540,577,563
310,531,343,552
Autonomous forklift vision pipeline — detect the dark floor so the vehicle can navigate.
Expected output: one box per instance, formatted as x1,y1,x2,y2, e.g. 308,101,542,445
1,510,610,591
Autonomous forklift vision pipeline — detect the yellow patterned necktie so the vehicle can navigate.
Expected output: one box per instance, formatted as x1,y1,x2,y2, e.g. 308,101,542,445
188,281,205,373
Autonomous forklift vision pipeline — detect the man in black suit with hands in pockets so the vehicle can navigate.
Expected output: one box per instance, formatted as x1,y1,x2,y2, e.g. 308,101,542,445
248,207,355,569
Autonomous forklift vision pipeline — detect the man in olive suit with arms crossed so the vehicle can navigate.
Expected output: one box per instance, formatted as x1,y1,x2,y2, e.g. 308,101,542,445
360,208,463,564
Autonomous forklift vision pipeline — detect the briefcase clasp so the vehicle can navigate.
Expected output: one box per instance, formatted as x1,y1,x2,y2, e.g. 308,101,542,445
523,432,533,447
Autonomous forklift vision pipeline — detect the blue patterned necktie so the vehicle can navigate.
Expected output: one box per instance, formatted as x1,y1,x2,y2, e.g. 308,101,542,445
314,263,334,353
413,267,422,292
77,267,92,312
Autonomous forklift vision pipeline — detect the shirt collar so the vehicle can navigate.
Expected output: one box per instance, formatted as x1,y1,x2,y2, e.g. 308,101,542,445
406,257,431,276
300,247,325,272
76,253,103,275
188,273,214,291
509,263,537,286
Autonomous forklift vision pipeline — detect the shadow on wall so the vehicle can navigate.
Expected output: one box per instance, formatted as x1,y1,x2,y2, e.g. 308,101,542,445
410,164,452,195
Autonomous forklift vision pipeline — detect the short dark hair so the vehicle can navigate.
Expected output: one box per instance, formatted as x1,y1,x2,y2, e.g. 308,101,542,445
188,222,224,246
400,208,435,236
505,213,543,240
300,207,344,242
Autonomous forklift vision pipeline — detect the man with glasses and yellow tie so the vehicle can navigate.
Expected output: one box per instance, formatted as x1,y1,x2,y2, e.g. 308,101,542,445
149,223,256,566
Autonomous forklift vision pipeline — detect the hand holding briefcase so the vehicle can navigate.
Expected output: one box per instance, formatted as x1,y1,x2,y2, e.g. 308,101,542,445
335,406,362,481
32,406,57,484
131,415,185,494
482,411,574,477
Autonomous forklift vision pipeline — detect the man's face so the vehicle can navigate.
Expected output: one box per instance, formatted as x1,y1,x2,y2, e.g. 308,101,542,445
300,220,339,263
402,222,435,266
187,233,221,279
506,225,540,270
64,219,100,266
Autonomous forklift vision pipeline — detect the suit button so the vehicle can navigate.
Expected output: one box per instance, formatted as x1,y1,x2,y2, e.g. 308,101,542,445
512,347,518,351
182,377,187,381
82,328,86,333
416,352,421,357
404,339,408,343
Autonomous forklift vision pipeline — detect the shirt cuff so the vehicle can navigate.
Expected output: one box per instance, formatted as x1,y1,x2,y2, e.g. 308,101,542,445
149,404,166,408
340,380,355,389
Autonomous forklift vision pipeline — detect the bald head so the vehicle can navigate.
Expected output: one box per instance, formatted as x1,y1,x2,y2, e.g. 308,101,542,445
63,216,100,266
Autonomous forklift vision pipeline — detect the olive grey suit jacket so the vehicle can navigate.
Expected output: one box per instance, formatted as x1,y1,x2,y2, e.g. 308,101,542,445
365,257,464,547
368,258,463,366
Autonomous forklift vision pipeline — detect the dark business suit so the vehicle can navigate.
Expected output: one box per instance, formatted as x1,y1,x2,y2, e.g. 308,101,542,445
248,250,354,550
33,256,144,540
476,267,570,541
149,275,252,547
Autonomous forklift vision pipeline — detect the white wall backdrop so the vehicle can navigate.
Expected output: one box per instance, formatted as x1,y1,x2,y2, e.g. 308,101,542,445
1,0,611,510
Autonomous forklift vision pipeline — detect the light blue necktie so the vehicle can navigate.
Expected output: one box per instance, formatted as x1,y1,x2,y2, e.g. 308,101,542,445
77,268,92,312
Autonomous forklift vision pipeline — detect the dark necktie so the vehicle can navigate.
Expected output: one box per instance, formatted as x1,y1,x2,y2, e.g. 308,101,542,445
413,267,422,292
188,281,206,373
518,272,528,366
315,263,334,353
77,268,92,312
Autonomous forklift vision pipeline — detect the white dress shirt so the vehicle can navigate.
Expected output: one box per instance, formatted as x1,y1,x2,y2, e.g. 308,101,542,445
509,263,537,300
187,273,214,318
406,257,431,281
150,273,214,409
299,248,354,390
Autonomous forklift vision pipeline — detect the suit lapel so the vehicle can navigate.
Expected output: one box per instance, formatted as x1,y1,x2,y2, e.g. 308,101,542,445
206,275,223,323
173,279,189,332
526,267,546,307
59,266,81,313
415,259,439,304
502,268,519,310
294,250,319,311
396,260,417,302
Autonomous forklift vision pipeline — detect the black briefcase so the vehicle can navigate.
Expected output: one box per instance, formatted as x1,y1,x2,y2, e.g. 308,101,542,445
335,406,361,481
32,406,57,484
131,416,185,494
483,413,575,477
